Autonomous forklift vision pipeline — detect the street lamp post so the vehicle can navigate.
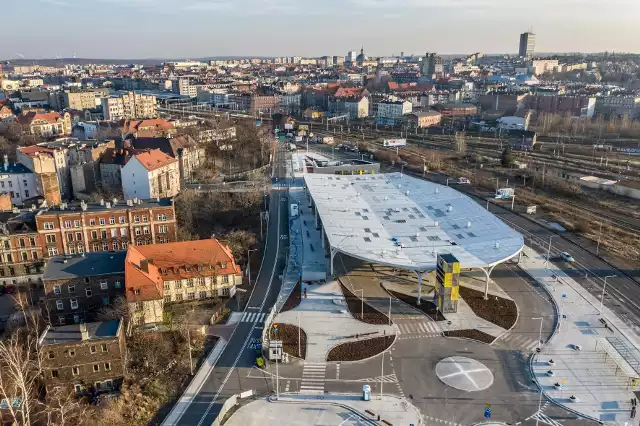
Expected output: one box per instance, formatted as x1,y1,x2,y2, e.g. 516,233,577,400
247,249,257,286
544,236,555,269
532,317,544,352
599,275,617,315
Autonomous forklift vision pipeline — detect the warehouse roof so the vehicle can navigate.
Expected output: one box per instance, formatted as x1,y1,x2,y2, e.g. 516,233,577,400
304,172,523,271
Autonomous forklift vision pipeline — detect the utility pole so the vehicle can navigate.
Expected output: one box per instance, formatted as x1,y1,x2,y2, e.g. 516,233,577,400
596,222,603,255
187,328,194,375
380,349,384,400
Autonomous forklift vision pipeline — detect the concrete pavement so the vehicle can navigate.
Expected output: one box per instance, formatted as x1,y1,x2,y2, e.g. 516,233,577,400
223,394,422,426
521,245,640,425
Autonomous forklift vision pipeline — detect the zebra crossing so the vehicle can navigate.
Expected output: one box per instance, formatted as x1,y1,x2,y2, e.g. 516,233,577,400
355,374,398,383
498,331,541,352
300,362,326,394
239,312,267,323
395,321,442,338
525,412,563,426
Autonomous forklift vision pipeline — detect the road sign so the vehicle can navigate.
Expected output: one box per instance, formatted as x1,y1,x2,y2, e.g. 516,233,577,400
273,324,278,330
485,403,491,408
484,408,491,419
562,293,567,298
562,379,566,385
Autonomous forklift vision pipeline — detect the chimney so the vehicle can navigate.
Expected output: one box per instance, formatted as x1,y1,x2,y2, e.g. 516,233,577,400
140,258,149,272
105,202,111,209
3,154,7,172
79,323,89,340
100,198,105,206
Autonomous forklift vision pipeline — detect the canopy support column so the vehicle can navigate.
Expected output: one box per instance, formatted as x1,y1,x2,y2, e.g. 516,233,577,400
330,247,338,277
414,270,426,306
480,265,497,300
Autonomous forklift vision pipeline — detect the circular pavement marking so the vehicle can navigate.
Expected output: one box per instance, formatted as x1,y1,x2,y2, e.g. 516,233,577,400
435,356,494,392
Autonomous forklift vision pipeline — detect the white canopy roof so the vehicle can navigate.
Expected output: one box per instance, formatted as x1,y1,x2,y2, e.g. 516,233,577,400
304,172,524,271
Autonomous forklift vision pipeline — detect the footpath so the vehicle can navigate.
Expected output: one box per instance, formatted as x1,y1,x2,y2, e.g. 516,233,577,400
519,245,640,425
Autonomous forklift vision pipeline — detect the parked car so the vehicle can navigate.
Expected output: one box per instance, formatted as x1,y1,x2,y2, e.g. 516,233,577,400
559,252,575,263
457,177,471,184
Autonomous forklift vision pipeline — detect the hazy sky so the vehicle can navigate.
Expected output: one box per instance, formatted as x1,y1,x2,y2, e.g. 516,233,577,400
3,0,640,59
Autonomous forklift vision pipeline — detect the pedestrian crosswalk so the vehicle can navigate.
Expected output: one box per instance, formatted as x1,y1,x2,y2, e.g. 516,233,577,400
300,362,326,394
498,331,541,352
240,312,267,323
525,411,563,426
395,321,442,337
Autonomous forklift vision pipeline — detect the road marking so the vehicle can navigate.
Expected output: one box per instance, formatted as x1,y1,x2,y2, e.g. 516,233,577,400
284,380,290,392
336,363,340,380
192,148,286,426
300,362,326,394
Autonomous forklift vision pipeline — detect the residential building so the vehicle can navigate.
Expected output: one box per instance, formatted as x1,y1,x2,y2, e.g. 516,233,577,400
122,118,175,138
42,251,126,325
0,105,14,121
404,111,442,129
17,144,71,199
376,100,413,121
250,93,280,114
120,149,180,200
16,146,63,205
129,135,203,182
39,319,126,394
17,111,72,137
0,156,38,206
49,89,110,111
34,197,177,258
519,31,535,58
529,59,559,75
595,95,640,118
329,87,370,119
0,210,44,287
99,147,130,189
100,91,157,121
125,239,243,325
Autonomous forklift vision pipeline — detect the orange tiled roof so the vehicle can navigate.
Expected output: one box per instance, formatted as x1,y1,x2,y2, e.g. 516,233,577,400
334,87,366,98
18,145,56,157
133,149,177,171
125,239,242,301
17,111,61,126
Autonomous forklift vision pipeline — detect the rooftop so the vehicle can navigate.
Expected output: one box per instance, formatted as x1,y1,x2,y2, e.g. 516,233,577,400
43,251,126,281
304,172,523,270
39,319,121,346
37,197,173,216
132,149,177,172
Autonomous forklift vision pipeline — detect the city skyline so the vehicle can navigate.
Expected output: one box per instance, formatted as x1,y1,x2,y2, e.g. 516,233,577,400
3,0,640,59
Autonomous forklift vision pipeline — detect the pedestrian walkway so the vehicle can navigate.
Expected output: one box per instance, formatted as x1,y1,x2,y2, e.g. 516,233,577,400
395,320,442,337
239,312,267,323
496,331,540,353
300,362,326,394
519,245,640,425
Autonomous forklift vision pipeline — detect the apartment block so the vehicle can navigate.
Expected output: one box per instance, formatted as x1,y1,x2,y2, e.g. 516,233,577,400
125,239,243,325
100,91,157,121
34,198,177,258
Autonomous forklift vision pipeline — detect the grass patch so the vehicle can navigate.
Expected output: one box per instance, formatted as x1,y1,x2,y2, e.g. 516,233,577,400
458,286,517,330
339,280,389,325
443,329,496,344
387,289,446,321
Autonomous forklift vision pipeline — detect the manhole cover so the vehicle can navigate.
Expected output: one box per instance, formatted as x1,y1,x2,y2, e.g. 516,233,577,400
435,356,494,392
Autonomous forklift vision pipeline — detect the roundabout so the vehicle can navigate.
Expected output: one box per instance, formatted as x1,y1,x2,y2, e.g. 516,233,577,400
435,356,494,392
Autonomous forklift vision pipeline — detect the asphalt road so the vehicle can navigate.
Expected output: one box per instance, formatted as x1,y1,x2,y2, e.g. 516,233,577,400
174,142,290,426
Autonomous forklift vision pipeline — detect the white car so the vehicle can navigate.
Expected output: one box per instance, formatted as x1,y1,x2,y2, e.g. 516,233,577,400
559,252,575,263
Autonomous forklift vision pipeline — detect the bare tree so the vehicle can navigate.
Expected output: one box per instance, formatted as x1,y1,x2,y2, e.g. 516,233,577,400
0,332,42,426
42,386,92,426
96,296,130,323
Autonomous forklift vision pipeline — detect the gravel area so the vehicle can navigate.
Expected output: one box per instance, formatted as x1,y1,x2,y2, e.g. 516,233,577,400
281,281,301,312
443,329,496,344
458,286,517,330
387,289,446,321
339,281,390,325
327,335,395,362
275,323,306,359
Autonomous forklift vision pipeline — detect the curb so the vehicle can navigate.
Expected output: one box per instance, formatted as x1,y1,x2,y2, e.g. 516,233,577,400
336,277,393,326
266,395,378,425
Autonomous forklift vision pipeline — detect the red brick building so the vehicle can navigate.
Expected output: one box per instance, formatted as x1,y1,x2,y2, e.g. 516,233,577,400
35,198,177,258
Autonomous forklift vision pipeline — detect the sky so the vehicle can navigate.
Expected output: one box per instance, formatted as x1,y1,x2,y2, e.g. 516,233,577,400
3,0,640,60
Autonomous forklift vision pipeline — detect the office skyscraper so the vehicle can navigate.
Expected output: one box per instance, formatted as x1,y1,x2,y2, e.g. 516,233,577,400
519,31,535,58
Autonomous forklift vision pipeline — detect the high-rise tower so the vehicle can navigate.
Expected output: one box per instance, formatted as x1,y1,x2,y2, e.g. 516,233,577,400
519,31,535,58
